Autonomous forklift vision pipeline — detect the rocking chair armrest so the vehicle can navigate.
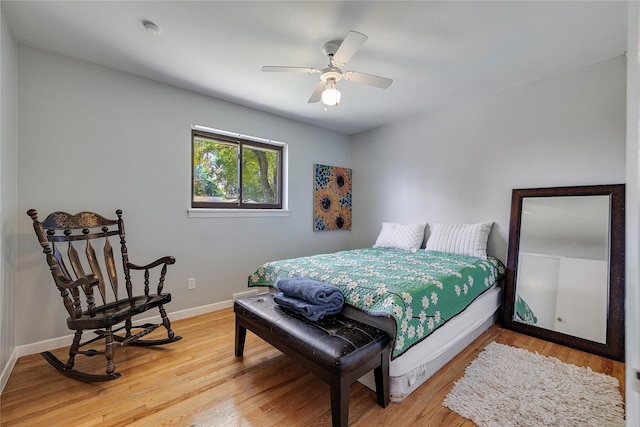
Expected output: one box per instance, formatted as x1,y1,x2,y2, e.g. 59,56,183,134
127,256,176,271
59,274,100,290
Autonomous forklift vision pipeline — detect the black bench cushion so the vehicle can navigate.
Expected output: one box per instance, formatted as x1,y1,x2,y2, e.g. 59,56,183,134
234,293,389,375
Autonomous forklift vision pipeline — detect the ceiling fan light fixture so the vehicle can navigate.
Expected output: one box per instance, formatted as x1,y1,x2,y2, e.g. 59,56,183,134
321,89,341,106
321,78,341,106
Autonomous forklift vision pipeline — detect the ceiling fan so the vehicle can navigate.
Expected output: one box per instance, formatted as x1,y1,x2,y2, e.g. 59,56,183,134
262,30,392,107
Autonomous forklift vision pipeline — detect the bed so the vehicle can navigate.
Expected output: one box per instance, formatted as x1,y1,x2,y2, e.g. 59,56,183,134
247,222,505,402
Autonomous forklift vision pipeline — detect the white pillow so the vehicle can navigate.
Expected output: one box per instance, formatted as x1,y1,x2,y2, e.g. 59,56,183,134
426,222,493,259
373,222,426,252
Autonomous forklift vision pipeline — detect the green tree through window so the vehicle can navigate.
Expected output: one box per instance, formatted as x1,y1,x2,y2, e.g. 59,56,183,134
192,129,282,209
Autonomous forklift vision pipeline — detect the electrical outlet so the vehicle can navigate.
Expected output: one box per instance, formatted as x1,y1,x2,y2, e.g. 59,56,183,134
187,278,196,290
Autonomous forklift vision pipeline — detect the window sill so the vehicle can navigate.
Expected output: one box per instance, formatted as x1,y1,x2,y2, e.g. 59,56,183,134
187,208,290,218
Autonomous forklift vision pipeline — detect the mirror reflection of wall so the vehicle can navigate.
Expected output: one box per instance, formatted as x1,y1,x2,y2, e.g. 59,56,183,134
514,195,610,344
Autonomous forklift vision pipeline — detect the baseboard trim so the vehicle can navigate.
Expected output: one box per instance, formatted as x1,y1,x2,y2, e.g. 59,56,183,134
0,349,18,395
232,288,263,301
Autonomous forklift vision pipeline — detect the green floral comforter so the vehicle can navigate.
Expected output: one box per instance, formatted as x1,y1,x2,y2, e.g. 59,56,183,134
515,295,538,325
248,248,505,359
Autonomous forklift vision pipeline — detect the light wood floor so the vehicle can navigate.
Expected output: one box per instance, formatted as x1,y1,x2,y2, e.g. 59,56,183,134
0,308,625,426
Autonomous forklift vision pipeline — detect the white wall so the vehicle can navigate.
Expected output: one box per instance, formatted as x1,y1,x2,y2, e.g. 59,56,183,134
350,56,626,262
0,7,19,392
16,46,351,346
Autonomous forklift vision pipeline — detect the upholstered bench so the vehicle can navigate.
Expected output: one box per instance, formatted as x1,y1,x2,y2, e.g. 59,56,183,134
234,292,390,427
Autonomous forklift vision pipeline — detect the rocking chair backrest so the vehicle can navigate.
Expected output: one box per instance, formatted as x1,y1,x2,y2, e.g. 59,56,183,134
27,209,133,317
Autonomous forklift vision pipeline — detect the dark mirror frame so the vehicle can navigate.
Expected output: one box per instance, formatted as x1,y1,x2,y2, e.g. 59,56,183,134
503,184,625,362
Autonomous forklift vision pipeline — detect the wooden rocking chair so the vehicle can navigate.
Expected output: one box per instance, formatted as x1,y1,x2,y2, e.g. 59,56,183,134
27,209,182,382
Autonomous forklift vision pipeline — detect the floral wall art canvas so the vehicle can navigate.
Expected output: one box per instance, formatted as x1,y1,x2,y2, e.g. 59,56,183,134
314,164,352,231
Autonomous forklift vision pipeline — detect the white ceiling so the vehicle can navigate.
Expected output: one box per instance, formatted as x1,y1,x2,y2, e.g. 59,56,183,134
1,1,629,135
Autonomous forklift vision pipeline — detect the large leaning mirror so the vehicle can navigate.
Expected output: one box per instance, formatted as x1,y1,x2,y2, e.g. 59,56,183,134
503,184,625,361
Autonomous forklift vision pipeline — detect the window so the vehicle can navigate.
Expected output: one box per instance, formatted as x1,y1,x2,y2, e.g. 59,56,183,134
192,128,283,209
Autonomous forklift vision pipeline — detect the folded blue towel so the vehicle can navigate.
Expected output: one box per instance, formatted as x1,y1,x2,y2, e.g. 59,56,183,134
274,277,344,321
276,277,344,306
274,292,343,322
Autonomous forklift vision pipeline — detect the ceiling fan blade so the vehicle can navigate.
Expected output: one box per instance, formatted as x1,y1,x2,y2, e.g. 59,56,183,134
308,81,325,103
262,66,321,73
342,71,393,89
331,31,368,66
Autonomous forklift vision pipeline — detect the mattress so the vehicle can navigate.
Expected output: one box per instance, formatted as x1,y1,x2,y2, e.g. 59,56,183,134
356,285,502,402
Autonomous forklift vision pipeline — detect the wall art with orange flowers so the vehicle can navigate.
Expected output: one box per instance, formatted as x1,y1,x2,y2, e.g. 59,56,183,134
313,164,352,231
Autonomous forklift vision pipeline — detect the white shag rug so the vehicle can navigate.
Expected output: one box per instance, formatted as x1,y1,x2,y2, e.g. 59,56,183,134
442,342,625,427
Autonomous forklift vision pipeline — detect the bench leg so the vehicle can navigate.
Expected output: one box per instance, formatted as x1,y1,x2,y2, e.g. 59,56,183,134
374,348,390,408
235,317,247,357
330,377,350,427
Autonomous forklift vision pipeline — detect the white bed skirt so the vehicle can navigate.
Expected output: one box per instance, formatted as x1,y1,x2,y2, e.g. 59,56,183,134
357,286,502,402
